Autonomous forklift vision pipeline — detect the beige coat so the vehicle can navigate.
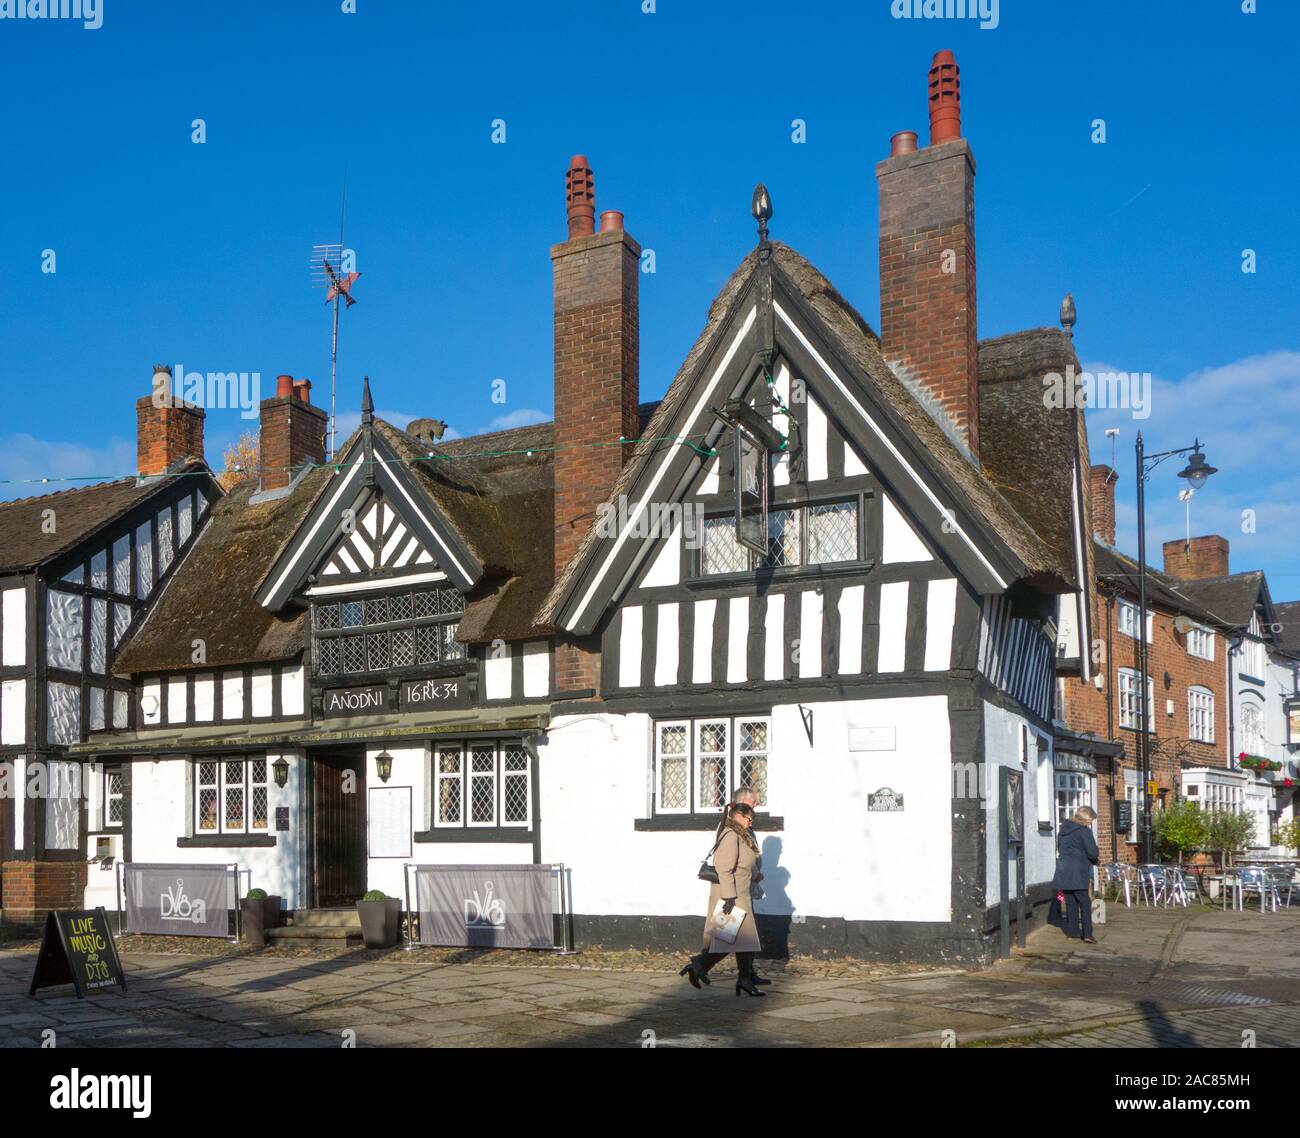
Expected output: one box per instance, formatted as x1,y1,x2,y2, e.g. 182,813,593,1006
702,828,762,953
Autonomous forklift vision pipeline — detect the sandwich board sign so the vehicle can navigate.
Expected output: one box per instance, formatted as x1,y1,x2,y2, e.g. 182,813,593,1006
29,908,127,998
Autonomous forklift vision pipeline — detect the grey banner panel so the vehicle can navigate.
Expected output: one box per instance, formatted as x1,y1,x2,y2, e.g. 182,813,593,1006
124,863,231,937
414,864,554,949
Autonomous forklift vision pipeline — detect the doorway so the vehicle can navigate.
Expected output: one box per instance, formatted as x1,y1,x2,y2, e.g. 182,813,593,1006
310,750,367,907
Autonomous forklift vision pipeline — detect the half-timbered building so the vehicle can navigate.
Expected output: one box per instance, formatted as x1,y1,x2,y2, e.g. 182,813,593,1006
6,51,1115,961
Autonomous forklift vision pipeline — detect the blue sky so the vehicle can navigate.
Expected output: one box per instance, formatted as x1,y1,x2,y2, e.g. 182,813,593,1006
1,1,1296,594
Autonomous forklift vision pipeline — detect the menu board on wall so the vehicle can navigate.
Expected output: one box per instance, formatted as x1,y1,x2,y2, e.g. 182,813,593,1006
368,786,412,859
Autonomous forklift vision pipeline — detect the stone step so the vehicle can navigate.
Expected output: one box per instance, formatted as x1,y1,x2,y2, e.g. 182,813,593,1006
264,925,364,948
290,909,362,929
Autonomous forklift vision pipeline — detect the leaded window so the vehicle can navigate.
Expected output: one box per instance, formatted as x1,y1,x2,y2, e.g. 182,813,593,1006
433,741,531,829
194,756,269,835
700,499,860,575
654,716,772,814
105,767,124,827
313,586,465,676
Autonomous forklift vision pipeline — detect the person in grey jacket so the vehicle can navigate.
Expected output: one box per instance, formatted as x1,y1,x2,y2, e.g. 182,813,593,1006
1052,805,1100,942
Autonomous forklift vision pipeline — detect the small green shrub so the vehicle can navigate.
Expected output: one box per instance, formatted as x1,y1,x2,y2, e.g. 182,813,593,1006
361,889,389,902
246,887,268,901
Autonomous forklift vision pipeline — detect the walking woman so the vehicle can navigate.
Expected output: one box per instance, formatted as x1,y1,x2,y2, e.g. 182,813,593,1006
1052,805,1100,943
679,802,767,996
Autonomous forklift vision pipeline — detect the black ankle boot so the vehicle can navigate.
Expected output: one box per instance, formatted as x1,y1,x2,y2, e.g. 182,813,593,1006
751,973,772,985
735,977,766,997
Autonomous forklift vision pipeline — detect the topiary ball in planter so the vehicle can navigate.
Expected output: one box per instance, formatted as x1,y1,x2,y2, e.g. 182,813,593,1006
241,890,282,947
357,891,401,949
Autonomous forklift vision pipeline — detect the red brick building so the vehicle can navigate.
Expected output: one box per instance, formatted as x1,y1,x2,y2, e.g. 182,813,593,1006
1060,465,1230,864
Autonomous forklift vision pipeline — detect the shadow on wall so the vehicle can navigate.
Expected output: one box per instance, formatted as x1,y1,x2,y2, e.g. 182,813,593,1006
755,835,795,960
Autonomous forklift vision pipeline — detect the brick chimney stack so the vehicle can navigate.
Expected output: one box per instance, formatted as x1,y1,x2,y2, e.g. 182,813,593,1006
137,365,205,477
1089,464,1117,546
259,373,327,492
1163,535,1230,580
551,154,640,692
877,50,979,458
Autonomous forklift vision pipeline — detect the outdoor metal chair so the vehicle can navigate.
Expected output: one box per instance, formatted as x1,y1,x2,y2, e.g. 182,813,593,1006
1265,866,1294,909
1138,865,1167,907
1103,863,1137,907
1237,867,1278,914
1163,867,1190,908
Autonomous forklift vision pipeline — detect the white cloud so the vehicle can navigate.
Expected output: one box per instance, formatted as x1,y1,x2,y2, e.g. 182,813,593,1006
1085,350,1300,589
0,434,137,502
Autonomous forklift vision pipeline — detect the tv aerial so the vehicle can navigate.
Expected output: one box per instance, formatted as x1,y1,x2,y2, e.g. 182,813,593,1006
310,171,362,460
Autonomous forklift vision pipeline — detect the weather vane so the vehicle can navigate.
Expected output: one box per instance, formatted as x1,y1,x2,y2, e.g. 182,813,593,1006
310,168,362,460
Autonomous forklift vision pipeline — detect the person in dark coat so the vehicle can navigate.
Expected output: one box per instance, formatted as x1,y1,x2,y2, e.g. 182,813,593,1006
1052,806,1100,942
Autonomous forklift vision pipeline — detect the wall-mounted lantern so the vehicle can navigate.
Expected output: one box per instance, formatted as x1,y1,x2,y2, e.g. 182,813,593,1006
375,751,394,784
272,757,290,789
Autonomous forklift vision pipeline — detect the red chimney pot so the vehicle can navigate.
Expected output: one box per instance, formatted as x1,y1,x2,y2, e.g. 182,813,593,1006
276,374,295,398
565,155,595,239
928,49,962,145
599,210,624,233
890,131,919,157
293,379,312,404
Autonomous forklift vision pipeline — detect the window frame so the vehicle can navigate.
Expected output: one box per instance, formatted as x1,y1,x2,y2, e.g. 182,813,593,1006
1055,770,1091,829
1186,623,1215,661
653,715,773,817
193,755,269,836
431,741,532,830
1118,667,1155,731
312,583,466,679
1187,685,1215,744
104,766,124,829
1116,599,1153,643
696,494,864,579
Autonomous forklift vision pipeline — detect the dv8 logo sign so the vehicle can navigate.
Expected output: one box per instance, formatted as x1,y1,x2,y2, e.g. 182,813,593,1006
463,880,506,928
160,877,207,925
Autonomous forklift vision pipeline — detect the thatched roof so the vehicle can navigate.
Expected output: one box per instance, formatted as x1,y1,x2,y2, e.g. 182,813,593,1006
0,462,208,574
539,242,1074,626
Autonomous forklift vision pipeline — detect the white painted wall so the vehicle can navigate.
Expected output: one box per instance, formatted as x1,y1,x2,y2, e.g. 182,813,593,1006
983,701,1057,906
540,697,953,925
882,495,931,563
120,751,306,909
1,585,25,665
0,678,25,744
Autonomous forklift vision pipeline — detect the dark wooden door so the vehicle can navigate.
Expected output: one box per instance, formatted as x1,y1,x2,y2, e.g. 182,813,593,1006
311,751,367,907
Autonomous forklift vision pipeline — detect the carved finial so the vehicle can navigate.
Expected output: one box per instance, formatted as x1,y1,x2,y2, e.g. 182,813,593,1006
1059,293,1077,339
361,375,374,425
751,183,772,252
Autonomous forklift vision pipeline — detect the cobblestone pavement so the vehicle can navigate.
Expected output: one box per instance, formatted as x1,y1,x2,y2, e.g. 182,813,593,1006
1,904,1297,1048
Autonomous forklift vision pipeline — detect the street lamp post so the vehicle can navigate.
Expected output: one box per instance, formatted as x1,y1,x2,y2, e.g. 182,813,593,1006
1134,434,1217,863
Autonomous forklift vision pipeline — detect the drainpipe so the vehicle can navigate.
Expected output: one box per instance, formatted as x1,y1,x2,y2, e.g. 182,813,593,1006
1102,587,1119,862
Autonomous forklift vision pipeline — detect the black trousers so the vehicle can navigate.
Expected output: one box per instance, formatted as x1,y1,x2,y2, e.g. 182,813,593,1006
1063,889,1093,939
697,951,755,978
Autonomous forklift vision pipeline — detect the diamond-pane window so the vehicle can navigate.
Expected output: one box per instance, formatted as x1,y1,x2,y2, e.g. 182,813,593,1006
315,604,340,630
225,760,244,786
807,501,858,564
660,725,687,755
415,625,441,664
364,597,389,625
469,746,496,824
760,509,801,568
251,758,267,784
737,718,770,807
391,629,414,668
443,625,465,660
437,748,463,824
441,588,465,615
106,771,124,825
702,517,748,575
660,757,688,810
198,761,217,786
198,789,218,831
316,638,340,675
225,788,244,829
389,592,414,621
503,746,529,824
413,591,437,618
342,635,366,674
696,721,729,811
251,787,268,830
340,601,364,628
367,632,390,671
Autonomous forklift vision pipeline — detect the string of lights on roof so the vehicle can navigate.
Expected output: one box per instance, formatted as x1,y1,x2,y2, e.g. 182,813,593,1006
0,430,728,489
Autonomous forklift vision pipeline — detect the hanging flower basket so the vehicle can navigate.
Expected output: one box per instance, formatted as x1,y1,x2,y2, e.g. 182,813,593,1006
1237,752,1282,772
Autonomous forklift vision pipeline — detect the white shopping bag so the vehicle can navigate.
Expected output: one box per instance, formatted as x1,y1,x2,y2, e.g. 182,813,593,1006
711,900,747,944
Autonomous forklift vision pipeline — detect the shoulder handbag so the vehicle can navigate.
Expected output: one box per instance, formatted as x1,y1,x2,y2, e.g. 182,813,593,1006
698,832,725,884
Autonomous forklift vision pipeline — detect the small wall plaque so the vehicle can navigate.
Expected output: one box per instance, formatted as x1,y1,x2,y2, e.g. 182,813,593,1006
275,807,290,832
849,727,896,752
867,787,904,811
